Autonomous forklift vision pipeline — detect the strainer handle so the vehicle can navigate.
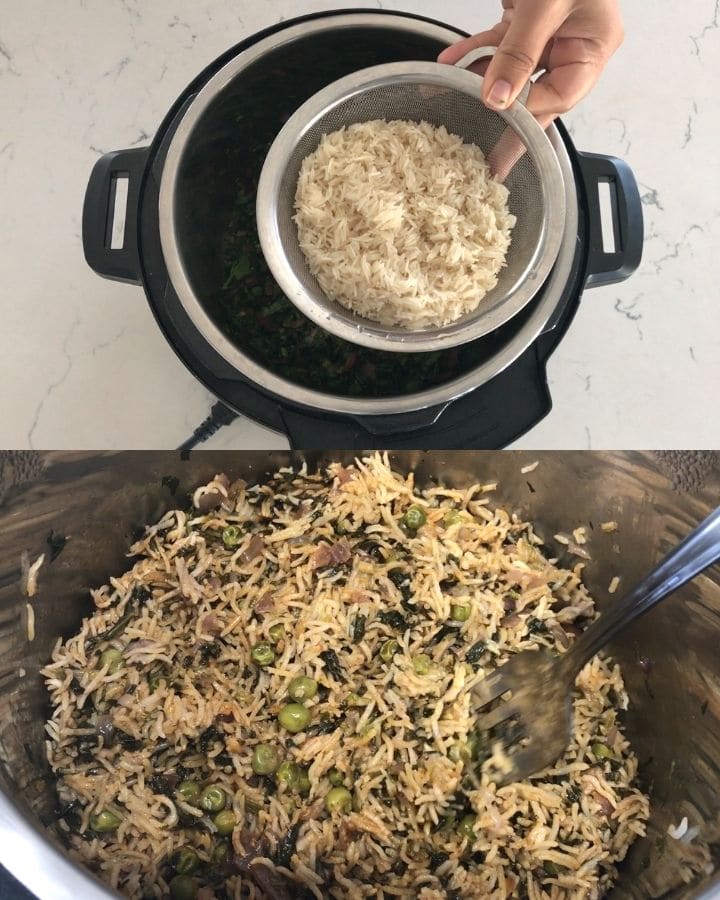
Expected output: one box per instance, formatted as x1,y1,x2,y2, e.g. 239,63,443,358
453,46,532,106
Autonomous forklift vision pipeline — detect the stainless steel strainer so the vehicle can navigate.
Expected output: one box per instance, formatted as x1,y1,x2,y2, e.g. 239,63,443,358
256,48,566,353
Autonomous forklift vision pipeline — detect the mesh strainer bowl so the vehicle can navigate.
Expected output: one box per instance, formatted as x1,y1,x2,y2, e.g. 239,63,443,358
256,49,567,352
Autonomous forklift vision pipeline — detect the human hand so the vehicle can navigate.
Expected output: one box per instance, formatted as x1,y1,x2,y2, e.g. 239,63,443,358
438,0,624,129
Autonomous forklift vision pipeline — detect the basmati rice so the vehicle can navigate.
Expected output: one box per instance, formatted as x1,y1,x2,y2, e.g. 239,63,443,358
668,817,689,839
26,602,35,641
42,455,648,899
24,552,45,597
294,120,516,330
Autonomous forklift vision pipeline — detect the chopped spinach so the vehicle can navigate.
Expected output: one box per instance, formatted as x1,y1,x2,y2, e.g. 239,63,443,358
352,615,367,643
306,716,344,737
377,610,409,632
428,624,462,647
275,823,301,868
319,649,346,682
466,641,487,667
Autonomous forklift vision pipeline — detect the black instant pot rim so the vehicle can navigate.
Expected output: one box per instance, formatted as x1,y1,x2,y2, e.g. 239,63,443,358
135,8,591,449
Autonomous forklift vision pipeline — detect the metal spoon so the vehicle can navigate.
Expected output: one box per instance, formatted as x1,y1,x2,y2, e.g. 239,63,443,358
473,507,720,783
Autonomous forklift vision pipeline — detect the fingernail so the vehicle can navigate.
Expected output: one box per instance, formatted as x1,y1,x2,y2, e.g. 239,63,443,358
487,79,512,108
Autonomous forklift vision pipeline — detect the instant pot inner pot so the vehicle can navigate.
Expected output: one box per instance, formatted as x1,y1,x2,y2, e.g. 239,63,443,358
2,453,719,899
173,27,545,399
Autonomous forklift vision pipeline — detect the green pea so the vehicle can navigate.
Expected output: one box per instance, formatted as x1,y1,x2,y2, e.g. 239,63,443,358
222,525,242,549
169,875,197,900
412,653,431,675
275,760,300,790
450,603,471,622
592,742,613,760
328,767,344,787
251,744,280,775
443,509,465,527
325,786,352,814
251,642,275,667
173,846,199,875
379,639,400,663
175,780,200,805
458,814,476,840
403,505,427,531
99,648,123,675
287,675,318,702
213,809,236,836
89,809,121,832
211,840,229,865
199,785,226,813
278,703,311,733
268,623,285,643
297,768,311,796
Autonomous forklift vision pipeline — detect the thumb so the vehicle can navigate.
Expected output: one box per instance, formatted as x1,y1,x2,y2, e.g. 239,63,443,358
483,3,564,110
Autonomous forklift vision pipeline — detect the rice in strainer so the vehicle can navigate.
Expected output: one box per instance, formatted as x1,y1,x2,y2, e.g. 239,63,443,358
42,454,648,899
294,121,516,330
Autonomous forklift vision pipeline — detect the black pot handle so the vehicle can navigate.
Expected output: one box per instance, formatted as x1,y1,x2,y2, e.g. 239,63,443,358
279,402,449,448
578,151,643,288
352,403,451,437
82,147,149,285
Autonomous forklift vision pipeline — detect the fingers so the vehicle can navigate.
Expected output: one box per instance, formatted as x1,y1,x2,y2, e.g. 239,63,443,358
482,2,567,110
525,40,608,122
438,3,619,127
437,22,553,82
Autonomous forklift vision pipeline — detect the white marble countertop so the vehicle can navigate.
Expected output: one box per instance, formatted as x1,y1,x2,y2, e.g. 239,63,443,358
1,0,718,449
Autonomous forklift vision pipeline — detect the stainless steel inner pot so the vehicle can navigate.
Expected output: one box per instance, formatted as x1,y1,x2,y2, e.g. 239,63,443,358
1,451,719,900
158,14,579,418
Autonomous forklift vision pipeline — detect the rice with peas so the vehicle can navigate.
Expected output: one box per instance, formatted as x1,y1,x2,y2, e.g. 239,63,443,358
43,454,648,899
294,120,516,330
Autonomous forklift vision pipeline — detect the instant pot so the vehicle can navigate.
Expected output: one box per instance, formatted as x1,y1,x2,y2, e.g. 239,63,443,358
1,451,719,899
82,10,643,449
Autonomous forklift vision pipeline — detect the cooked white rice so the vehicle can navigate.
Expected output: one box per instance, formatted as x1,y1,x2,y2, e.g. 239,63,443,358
42,455,648,899
23,551,45,597
294,120,516,330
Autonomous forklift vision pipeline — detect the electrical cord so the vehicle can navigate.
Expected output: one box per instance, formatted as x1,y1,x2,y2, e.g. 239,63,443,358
177,402,239,453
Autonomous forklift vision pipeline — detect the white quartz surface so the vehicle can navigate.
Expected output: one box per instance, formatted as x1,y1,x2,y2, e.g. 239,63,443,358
1,0,718,449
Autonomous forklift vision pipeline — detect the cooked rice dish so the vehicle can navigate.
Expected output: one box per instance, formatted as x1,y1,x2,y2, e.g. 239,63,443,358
43,455,648,899
293,121,516,330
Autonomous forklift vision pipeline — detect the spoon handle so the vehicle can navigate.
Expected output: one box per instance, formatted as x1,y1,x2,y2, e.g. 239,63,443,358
566,507,720,673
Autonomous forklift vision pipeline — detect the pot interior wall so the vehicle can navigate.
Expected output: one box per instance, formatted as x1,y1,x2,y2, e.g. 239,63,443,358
173,24,544,400
1,452,719,899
